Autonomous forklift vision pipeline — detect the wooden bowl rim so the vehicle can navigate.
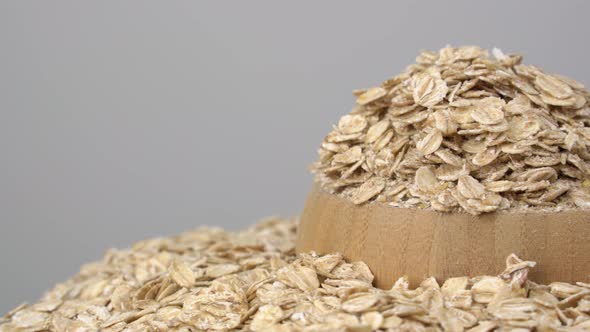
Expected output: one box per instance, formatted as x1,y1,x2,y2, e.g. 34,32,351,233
313,182,590,218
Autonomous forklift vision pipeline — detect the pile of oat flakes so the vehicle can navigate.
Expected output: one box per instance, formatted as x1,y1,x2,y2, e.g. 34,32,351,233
2,217,590,331
313,46,590,214
4,46,590,332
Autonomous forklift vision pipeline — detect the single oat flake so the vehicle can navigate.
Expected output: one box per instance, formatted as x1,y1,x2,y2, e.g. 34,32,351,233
3,217,590,331
312,45,590,214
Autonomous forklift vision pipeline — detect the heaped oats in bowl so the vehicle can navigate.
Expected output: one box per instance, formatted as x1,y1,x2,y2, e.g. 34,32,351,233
298,46,590,287
312,46,590,214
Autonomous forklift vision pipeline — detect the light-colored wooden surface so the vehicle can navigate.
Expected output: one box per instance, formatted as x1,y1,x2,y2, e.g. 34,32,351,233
296,183,590,288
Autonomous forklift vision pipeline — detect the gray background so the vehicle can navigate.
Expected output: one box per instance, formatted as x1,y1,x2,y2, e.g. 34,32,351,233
1,0,589,313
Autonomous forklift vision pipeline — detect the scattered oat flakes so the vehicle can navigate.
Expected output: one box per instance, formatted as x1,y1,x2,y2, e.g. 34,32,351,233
3,218,589,331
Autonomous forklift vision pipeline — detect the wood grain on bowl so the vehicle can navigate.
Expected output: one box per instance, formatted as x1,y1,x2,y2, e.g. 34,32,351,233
296,183,590,288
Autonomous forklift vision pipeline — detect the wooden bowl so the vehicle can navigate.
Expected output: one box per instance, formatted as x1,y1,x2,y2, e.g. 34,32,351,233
296,183,590,288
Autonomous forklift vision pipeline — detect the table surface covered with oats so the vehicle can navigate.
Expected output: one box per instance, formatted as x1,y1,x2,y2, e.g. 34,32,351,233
1,217,590,331
3,46,590,331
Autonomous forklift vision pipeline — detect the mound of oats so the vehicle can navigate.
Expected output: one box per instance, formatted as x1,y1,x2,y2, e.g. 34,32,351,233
313,46,590,214
2,218,590,331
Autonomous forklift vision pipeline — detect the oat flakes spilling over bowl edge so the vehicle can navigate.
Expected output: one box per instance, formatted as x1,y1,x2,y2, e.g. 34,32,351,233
2,217,590,331
312,46,590,214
